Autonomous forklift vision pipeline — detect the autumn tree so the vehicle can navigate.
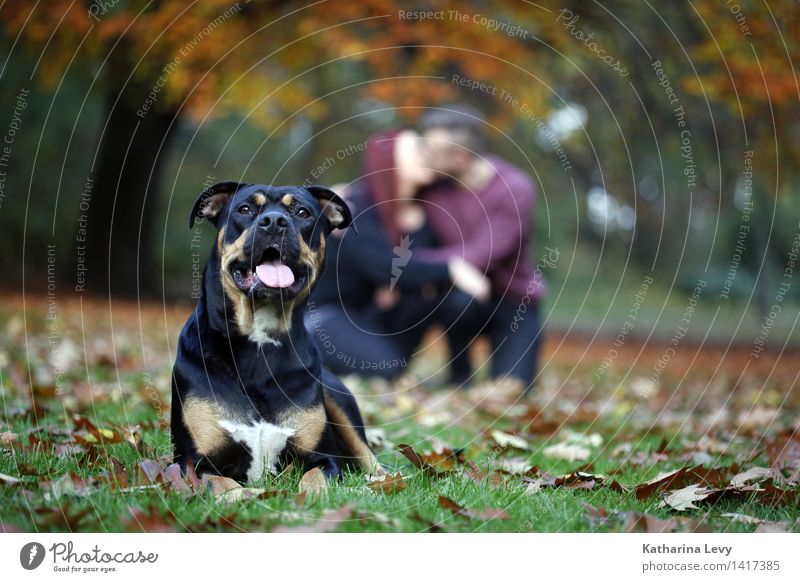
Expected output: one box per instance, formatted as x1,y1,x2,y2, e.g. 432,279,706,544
1,0,567,295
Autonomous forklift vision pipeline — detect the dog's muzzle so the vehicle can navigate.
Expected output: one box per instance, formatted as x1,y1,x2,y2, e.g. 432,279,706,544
230,244,308,300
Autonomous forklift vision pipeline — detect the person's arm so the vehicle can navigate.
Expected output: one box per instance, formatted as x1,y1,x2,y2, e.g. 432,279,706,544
418,173,535,272
336,206,450,290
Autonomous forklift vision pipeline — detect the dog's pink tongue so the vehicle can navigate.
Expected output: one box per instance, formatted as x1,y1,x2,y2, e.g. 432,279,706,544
256,260,295,288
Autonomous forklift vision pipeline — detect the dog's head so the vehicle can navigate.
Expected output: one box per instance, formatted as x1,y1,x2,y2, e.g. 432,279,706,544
190,182,351,340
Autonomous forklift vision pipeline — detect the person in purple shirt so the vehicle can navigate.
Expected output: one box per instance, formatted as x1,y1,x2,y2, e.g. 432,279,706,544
417,105,545,392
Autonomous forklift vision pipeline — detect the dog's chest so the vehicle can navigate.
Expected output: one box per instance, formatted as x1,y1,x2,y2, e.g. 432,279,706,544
218,419,294,482
215,403,327,483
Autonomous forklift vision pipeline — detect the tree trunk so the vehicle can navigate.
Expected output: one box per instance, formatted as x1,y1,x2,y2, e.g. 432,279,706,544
84,92,180,297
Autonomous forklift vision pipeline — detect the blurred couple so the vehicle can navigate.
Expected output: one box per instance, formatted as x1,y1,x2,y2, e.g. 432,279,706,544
308,105,544,393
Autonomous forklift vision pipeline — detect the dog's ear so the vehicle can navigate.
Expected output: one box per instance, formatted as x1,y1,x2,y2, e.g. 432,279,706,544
190,181,248,228
307,185,353,232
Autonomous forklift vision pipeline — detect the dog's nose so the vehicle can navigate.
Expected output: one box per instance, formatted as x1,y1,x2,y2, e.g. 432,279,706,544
259,211,289,234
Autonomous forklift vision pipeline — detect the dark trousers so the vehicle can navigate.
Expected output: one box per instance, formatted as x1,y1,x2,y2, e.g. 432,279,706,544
435,291,542,388
305,297,436,381
306,291,543,387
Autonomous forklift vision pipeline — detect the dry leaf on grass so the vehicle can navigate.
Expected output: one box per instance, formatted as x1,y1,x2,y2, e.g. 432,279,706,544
0,473,22,485
137,460,163,484
635,465,732,500
161,463,193,496
565,431,603,447
659,484,718,511
367,473,407,494
217,487,272,503
755,522,791,533
464,461,507,488
204,475,242,495
0,431,19,447
730,467,772,487
767,430,800,471
272,505,354,533
34,504,92,530
42,472,97,501
104,458,129,489
488,457,534,475
749,484,800,507
398,443,465,476
122,506,176,533
543,442,591,462
624,512,682,533
524,470,610,493
438,495,509,521
490,429,529,451
721,512,792,532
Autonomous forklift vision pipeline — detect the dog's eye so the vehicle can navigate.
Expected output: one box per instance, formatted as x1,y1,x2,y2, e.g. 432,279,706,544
296,207,310,219
238,204,253,215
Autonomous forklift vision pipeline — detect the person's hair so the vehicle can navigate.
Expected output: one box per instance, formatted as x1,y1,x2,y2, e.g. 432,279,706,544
418,104,486,155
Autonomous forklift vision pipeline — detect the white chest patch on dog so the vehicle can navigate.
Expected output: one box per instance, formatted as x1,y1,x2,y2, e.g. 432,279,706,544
249,306,283,347
218,419,295,483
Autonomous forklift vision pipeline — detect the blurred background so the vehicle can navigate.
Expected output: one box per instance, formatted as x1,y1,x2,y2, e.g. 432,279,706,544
1,0,798,345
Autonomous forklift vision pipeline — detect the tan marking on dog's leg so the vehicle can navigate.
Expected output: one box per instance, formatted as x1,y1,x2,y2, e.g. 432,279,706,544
323,395,381,474
253,192,267,206
183,397,228,455
280,404,326,454
280,194,294,208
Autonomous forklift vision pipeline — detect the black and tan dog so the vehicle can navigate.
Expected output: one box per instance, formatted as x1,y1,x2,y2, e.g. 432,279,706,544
171,181,381,483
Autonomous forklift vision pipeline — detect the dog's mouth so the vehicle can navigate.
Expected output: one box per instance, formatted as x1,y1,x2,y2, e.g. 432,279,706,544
230,247,308,297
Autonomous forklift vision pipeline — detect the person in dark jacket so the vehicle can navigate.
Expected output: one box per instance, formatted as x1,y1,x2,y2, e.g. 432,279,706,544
308,129,490,381
415,105,546,392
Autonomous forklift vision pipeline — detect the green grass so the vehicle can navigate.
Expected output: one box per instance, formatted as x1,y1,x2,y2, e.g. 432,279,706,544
2,395,797,533
1,294,798,533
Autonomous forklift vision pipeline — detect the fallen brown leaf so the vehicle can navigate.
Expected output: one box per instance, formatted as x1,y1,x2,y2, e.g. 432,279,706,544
411,512,445,532
367,473,407,494
721,512,792,532
542,442,591,462
161,463,193,496
659,484,719,511
767,430,800,472
42,472,97,501
217,487,271,503
137,459,162,484
398,443,465,476
750,483,800,507
438,495,509,521
635,465,734,500
464,461,506,488
0,473,22,485
0,431,19,447
490,429,529,451
34,504,92,530
105,458,129,489
53,444,85,458
755,522,790,533
624,512,682,533
204,475,241,496
272,505,354,533
730,467,771,487
122,506,176,532
524,470,607,493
